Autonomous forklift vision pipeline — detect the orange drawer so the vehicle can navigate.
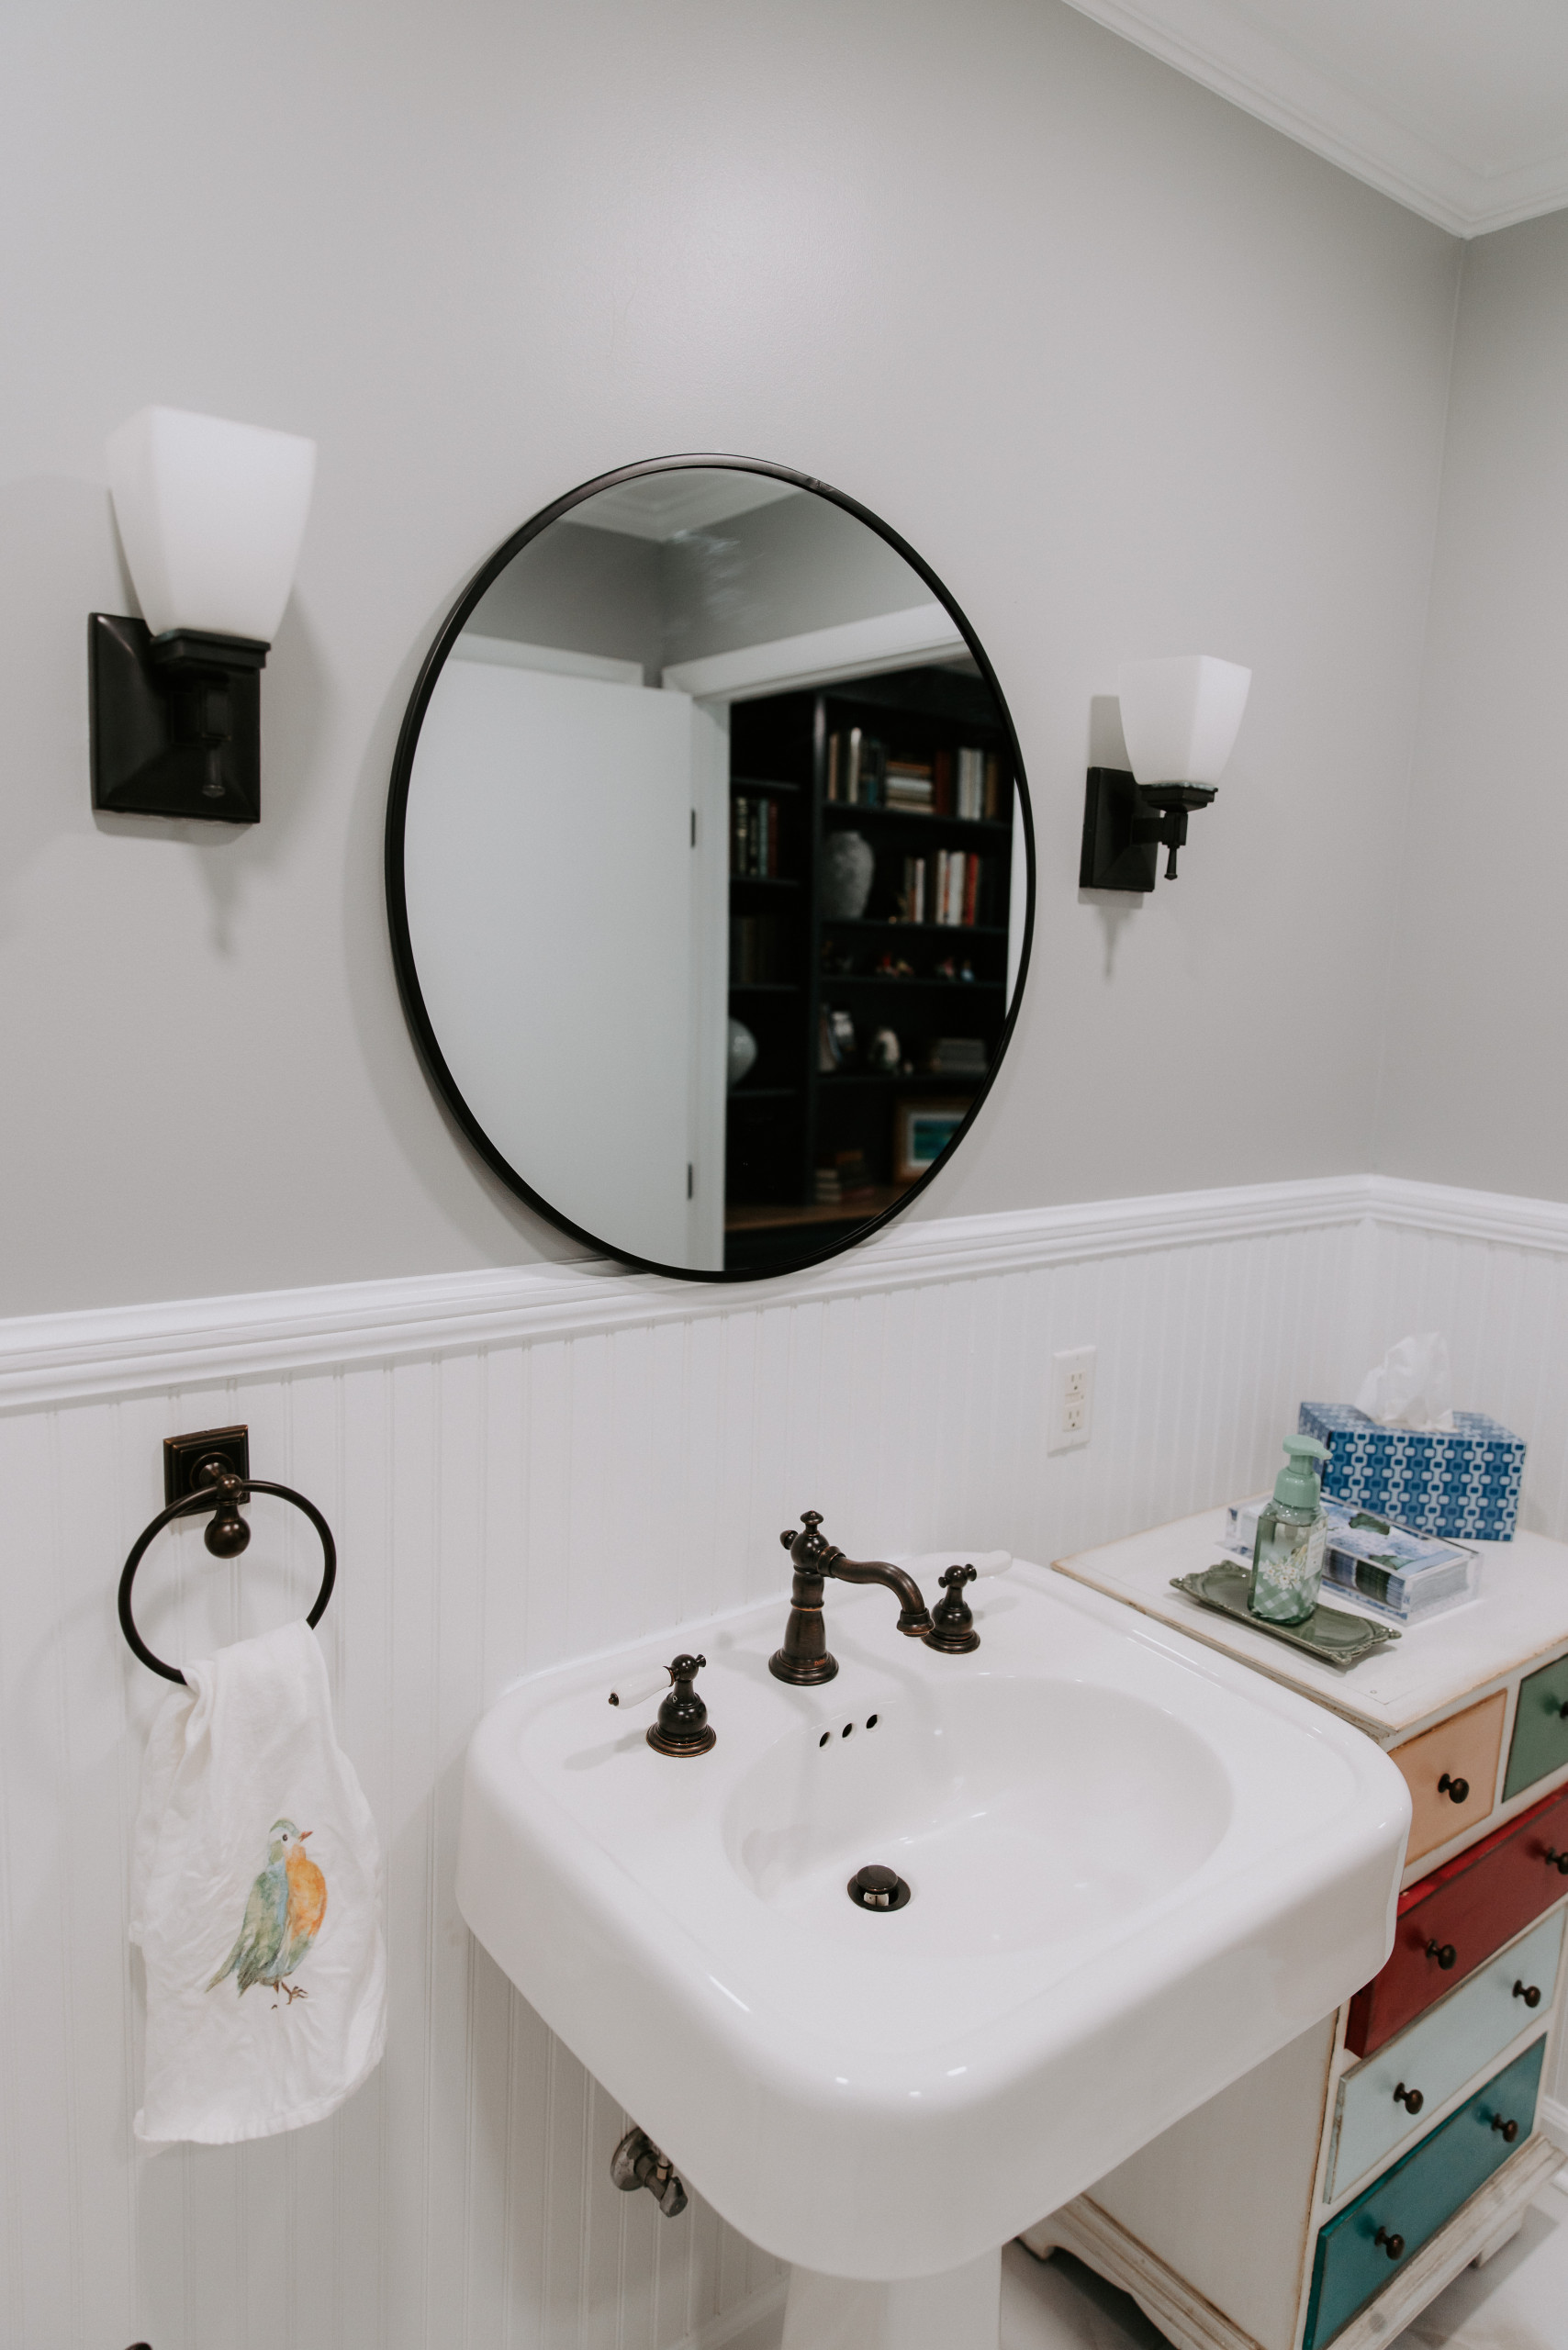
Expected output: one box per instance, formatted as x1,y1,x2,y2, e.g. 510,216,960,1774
1392,1691,1506,1863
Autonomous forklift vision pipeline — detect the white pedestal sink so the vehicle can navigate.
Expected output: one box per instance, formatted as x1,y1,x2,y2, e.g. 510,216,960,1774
457,1556,1409,2345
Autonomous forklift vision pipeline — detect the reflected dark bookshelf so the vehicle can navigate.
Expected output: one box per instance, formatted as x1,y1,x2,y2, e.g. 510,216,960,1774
825,918,1007,938
724,663,1014,1271
725,1183,908,1233
817,1071,983,1091
826,976,1004,992
822,805,1012,836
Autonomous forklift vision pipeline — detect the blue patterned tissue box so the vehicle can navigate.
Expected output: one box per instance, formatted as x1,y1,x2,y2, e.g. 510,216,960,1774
1297,1404,1525,1542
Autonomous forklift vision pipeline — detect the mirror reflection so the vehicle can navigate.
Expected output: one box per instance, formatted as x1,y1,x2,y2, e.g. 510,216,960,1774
392,463,1032,1276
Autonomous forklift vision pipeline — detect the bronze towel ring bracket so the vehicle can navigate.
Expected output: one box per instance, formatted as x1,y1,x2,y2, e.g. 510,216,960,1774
118,1471,336,1685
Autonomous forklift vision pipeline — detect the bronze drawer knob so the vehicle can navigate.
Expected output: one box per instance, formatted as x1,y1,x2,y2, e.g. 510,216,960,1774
1438,1772,1469,1804
1514,1979,1542,2008
1490,2114,1519,2143
1545,1848,1568,1876
1392,2082,1423,2114
1426,1939,1458,1968
1374,2228,1405,2261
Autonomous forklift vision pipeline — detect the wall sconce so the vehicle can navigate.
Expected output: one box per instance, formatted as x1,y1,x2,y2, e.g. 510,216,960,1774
1079,655,1251,890
90,407,316,822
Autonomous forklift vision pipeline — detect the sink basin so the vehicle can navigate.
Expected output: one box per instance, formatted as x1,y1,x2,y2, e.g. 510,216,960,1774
457,1558,1409,2289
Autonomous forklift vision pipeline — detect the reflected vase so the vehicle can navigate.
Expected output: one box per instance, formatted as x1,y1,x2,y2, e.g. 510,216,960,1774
821,830,875,919
727,1017,758,1091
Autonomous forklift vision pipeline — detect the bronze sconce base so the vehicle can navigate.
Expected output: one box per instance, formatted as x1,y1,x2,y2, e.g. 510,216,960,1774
1080,767,1217,890
89,612,267,822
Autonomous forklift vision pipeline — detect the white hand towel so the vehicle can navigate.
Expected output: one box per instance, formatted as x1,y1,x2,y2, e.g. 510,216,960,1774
130,1618,386,2148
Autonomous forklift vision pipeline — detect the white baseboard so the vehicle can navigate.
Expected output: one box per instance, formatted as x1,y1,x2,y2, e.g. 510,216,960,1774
3,1169,1565,1412
1541,2093,1568,2157
668,2277,788,2350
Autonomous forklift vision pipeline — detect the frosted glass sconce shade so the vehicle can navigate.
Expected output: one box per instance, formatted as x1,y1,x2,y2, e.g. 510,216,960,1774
1080,653,1251,892
105,407,316,643
1117,656,1251,788
90,407,317,824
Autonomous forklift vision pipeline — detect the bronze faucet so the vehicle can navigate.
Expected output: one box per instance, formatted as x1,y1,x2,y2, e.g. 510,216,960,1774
771,1509,941,1684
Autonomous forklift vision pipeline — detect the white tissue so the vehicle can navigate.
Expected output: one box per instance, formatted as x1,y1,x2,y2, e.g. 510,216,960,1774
1355,1333,1456,1431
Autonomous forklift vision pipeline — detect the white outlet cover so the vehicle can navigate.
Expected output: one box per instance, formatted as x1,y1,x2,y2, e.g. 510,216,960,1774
1048,1346,1095,1455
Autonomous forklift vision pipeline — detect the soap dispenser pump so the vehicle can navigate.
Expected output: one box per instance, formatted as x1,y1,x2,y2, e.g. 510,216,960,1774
1249,1436,1331,1625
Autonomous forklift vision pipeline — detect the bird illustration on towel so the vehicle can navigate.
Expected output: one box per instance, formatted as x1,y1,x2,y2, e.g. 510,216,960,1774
207,1818,328,2005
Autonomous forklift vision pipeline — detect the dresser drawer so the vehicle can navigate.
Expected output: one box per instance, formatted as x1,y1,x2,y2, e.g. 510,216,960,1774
1327,1910,1563,2199
1346,1779,1568,2056
1392,1692,1506,1863
1305,2037,1546,2350
1504,1651,1568,1803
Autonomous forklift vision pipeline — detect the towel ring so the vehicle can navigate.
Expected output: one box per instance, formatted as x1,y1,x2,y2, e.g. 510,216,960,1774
118,1474,337,1685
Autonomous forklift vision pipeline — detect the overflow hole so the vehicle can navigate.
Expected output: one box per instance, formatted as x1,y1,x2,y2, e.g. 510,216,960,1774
819,1732,830,1749
841,1722,854,1738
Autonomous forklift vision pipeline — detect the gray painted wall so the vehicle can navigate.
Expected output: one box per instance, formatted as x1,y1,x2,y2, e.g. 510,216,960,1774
0,0,1459,1315
1378,210,1568,1199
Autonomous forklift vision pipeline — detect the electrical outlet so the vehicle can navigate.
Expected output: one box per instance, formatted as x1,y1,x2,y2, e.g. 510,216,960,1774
1047,1347,1095,1454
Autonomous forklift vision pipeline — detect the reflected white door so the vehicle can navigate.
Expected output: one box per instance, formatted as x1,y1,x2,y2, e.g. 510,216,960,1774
404,658,715,1266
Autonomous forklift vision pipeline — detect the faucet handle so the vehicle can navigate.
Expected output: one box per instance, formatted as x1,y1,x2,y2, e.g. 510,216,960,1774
924,1563,980,1654
646,1653,716,1758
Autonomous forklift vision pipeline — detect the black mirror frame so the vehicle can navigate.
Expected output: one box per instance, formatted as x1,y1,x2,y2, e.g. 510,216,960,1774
385,453,1036,1282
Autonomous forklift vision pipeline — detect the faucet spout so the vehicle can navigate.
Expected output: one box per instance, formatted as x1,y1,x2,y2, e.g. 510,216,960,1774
769,1510,936,1684
823,1554,934,1637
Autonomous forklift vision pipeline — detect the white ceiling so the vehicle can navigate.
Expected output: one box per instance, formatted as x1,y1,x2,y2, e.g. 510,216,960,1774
1063,0,1568,236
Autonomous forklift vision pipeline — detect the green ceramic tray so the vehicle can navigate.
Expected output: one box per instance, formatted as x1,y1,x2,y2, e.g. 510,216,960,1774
1170,1561,1402,1669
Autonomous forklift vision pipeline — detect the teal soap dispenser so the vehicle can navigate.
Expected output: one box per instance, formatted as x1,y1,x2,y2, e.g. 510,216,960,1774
1249,1436,1331,1625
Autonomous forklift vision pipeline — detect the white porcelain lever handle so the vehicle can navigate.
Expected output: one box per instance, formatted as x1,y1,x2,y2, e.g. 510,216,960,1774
608,1666,670,1710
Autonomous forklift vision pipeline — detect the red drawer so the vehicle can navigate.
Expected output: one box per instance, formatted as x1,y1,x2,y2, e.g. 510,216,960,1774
1346,1780,1568,2056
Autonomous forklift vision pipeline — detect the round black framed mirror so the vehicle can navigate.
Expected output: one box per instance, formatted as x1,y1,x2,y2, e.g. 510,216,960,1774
386,455,1035,1281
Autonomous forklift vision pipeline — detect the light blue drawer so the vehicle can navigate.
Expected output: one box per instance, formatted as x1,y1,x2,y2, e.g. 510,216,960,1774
1305,2037,1546,2350
1327,1908,1564,2199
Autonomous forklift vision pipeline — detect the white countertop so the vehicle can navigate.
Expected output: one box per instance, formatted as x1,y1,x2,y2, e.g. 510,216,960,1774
1052,1509,1568,1741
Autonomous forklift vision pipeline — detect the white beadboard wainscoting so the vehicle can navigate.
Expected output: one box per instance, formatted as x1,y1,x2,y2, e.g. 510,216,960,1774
4,1171,1568,2350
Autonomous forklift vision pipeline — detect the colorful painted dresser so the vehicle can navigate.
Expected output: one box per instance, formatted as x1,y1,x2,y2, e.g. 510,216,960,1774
1022,1511,1568,2350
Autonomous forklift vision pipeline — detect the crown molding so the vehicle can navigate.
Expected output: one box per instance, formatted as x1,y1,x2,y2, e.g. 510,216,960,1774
1062,0,1568,237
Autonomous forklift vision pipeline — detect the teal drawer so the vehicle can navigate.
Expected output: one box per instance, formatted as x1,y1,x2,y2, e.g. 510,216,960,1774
1504,1651,1568,1801
1327,1910,1563,2199
1305,2037,1545,2350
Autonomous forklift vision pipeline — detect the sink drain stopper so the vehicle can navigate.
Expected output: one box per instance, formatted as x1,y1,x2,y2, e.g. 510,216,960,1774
847,1863,911,1911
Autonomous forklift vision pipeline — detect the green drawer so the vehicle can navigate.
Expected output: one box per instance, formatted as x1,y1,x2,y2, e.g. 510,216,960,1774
1505,1651,1568,1801
1304,2037,1545,2350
